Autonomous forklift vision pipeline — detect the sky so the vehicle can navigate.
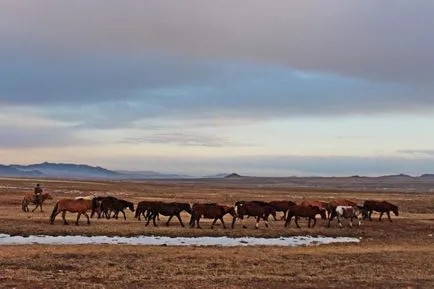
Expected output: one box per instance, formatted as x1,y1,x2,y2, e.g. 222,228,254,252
1,1,434,177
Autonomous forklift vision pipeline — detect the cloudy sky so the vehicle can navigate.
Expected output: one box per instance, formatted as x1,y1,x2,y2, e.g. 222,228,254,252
1,1,433,176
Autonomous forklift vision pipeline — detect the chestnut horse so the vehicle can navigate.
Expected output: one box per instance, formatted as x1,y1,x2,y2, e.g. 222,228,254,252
22,192,53,212
50,197,97,225
300,200,328,220
145,202,192,227
231,201,275,229
363,200,399,222
189,203,236,229
285,205,323,228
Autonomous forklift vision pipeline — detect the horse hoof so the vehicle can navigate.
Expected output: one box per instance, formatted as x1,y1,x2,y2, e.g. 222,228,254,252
242,225,247,229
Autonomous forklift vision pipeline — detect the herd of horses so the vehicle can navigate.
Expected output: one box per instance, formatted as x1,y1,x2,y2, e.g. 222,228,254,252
21,192,400,229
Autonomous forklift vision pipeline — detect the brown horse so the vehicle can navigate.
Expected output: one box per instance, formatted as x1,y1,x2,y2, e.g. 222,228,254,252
135,200,160,221
189,203,236,229
50,198,97,225
300,200,328,220
21,192,53,212
285,205,323,228
231,201,275,229
327,199,358,227
363,200,399,222
145,202,192,227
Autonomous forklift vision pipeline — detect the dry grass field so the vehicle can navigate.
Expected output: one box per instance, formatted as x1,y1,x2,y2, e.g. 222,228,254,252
0,177,433,288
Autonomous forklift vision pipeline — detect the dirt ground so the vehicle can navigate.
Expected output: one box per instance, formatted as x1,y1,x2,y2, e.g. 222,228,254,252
0,177,433,288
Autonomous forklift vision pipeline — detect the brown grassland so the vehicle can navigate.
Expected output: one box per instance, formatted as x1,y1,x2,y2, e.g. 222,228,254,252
0,177,433,288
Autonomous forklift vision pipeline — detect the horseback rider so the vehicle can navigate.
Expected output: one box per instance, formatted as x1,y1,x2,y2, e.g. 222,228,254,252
34,184,43,204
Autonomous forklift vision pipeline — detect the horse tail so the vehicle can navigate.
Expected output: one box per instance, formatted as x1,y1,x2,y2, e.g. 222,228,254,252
50,201,59,224
90,197,98,217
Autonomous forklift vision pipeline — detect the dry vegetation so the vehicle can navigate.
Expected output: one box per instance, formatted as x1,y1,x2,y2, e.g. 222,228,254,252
0,177,433,288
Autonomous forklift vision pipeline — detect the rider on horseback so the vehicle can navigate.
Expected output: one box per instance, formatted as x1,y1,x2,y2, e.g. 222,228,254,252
34,184,43,204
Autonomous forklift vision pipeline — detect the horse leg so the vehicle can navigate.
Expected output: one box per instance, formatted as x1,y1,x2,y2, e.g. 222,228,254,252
32,203,39,212
62,210,69,225
284,214,292,227
263,215,269,228
254,216,261,229
121,210,126,220
84,212,91,225
379,212,384,221
75,213,81,226
144,214,151,227
349,217,353,228
311,217,317,228
327,211,335,228
211,218,219,229
40,203,43,212
337,215,342,228
294,216,301,228
220,217,226,229
240,216,246,229
369,211,373,221
166,215,174,226
152,213,158,227
176,213,185,227
387,212,392,222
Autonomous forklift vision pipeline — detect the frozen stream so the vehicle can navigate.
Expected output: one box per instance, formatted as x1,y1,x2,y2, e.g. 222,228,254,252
0,234,360,247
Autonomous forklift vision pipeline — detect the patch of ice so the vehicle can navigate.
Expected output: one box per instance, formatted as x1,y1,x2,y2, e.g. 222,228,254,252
0,234,360,247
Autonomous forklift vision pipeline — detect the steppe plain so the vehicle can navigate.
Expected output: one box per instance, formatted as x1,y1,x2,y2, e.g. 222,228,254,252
0,176,433,289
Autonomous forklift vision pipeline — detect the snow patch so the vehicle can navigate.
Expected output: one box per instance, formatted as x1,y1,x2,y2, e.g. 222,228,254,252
0,234,360,247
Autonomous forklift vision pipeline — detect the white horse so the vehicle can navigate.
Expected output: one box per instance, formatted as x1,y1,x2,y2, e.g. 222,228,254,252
335,206,363,228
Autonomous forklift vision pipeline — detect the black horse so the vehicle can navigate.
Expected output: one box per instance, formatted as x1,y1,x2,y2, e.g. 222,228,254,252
145,202,192,227
100,198,135,220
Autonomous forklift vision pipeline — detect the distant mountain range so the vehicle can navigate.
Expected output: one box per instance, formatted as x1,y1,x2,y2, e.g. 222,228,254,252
0,162,433,180
0,162,190,180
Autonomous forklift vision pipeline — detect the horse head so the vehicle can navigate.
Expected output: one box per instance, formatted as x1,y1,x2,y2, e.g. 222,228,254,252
183,203,192,214
128,202,135,212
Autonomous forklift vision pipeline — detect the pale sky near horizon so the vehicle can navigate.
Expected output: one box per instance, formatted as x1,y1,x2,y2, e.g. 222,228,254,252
1,1,434,176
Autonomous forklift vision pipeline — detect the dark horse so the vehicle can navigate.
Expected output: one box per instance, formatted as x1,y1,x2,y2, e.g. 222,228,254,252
189,203,236,229
50,198,97,225
232,201,275,229
257,201,296,221
285,205,323,228
145,202,192,227
363,200,399,222
90,196,118,219
135,200,160,221
99,198,134,220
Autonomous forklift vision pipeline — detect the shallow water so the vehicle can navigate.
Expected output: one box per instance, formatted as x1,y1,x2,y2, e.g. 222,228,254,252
0,234,360,247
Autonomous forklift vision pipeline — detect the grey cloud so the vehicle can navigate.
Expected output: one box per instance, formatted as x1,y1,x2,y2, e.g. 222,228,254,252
0,1,433,84
397,149,434,156
121,132,251,147
0,127,93,149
